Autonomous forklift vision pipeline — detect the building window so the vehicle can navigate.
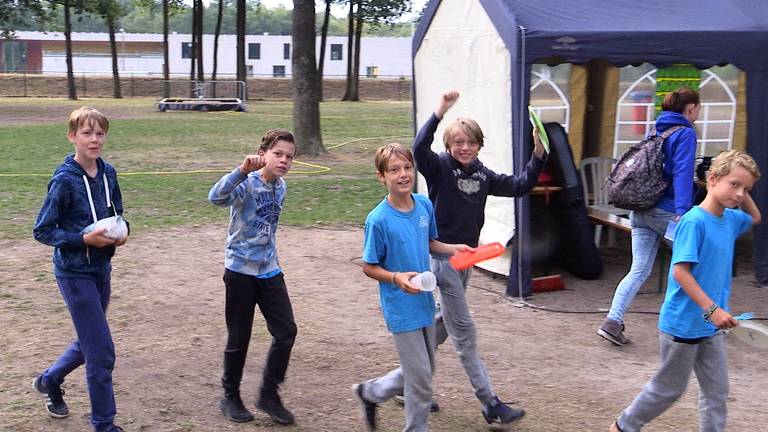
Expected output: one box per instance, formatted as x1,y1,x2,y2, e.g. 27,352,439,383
273,65,286,78
283,43,291,60
330,44,343,61
366,66,379,78
247,65,254,76
181,42,192,59
248,43,260,60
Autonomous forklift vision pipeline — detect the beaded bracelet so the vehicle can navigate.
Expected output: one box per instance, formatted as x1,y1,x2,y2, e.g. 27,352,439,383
703,303,719,321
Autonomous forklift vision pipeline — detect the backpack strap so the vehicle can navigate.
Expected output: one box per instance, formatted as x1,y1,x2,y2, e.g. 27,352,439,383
659,125,685,139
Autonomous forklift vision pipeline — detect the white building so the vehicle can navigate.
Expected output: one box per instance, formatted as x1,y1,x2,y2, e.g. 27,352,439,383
3,31,412,79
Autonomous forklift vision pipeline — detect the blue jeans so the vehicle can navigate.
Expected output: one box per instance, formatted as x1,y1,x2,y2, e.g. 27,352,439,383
43,277,117,432
607,207,675,324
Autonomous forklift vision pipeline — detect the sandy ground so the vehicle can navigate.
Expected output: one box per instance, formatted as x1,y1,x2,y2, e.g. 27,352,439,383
1,225,767,432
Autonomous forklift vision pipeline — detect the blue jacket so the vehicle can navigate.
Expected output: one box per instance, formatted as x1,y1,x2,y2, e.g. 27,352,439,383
33,155,125,280
656,111,698,216
413,113,545,247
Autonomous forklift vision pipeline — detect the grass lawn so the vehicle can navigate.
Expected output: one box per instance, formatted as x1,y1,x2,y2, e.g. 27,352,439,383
0,98,414,239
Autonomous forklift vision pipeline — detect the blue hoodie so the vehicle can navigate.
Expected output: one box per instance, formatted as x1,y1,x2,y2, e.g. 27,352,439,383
656,111,698,216
33,155,125,281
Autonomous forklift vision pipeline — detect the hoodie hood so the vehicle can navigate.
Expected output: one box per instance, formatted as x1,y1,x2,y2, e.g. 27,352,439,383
56,154,105,178
655,111,693,134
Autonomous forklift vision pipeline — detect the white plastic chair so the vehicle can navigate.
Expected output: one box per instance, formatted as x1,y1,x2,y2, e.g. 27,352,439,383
580,157,628,247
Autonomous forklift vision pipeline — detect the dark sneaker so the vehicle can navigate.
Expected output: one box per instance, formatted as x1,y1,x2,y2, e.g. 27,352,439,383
352,383,377,430
598,318,631,346
392,393,440,412
219,397,254,423
256,392,295,425
482,396,525,425
32,375,69,418
106,427,125,432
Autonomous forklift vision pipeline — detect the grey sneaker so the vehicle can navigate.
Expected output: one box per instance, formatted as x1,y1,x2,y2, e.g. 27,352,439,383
598,318,631,346
392,393,440,412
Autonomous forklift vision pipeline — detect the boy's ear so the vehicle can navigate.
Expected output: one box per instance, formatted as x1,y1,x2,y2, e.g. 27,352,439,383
66,131,76,144
376,171,385,184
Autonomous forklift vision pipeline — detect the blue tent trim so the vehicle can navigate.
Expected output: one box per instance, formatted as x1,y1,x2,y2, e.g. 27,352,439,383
413,0,768,293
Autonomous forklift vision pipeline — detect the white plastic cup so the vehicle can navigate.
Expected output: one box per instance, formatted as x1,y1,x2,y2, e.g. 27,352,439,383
410,271,436,292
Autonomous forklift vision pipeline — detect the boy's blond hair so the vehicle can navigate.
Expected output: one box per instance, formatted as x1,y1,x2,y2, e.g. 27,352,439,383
708,149,761,181
442,117,485,150
374,143,414,175
68,106,109,134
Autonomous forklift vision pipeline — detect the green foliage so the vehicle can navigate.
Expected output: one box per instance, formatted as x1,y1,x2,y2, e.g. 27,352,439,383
2,0,414,37
0,98,412,239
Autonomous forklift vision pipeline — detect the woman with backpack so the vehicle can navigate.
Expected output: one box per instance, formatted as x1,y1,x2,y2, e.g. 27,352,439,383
597,87,700,346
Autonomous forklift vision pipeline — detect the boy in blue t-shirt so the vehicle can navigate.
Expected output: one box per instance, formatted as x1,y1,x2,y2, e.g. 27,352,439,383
610,150,761,432
353,143,472,432
32,107,127,432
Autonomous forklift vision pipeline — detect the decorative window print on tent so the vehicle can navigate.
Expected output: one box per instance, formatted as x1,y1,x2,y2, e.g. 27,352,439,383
613,65,737,158
529,64,570,132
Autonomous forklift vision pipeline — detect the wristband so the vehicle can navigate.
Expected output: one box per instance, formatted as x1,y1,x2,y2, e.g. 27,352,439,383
703,303,719,321
391,272,399,285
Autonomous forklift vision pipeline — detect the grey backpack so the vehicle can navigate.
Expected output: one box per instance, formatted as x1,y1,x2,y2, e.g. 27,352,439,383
607,126,685,210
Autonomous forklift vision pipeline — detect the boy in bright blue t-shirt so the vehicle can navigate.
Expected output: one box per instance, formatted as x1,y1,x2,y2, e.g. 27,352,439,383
353,143,471,432
610,150,761,432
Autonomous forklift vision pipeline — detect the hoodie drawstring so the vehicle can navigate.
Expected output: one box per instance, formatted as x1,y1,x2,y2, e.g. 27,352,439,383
81,173,112,265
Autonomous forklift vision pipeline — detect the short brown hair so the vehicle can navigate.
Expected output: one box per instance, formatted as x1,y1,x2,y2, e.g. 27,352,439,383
661,87,700,113
374,143,414,175
443,117,485,150
708,149,761,181
259,129,295,152
68,106,109,134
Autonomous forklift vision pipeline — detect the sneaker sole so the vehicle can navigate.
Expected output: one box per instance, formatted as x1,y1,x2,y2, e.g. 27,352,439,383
597,328,629,346
31,378,69,419
484,410,526,427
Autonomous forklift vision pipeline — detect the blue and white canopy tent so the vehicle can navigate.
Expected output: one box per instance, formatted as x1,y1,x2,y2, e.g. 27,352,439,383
412,0,768,296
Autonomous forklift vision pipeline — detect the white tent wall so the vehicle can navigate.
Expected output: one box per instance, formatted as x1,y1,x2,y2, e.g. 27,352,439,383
414,0,516,275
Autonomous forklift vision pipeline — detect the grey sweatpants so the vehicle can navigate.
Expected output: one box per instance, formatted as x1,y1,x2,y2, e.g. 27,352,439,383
381,255,497,406
617,331,728,432
362,326,435,432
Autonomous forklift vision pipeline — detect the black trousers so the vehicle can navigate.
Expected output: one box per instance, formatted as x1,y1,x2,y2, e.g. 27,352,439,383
221,269,297,399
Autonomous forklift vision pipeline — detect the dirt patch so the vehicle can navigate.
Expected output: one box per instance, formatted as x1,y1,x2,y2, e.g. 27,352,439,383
1,225,767,431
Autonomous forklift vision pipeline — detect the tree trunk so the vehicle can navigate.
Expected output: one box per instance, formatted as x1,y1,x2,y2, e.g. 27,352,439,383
317,0,331,101
341,0,355,101
189,0,196,97
64,2,77,100
107,17,121,98
292,0,324,155
350,3,362,101
163,0,169,98
195,0,204,83
236,0,246,98
212,0,224,97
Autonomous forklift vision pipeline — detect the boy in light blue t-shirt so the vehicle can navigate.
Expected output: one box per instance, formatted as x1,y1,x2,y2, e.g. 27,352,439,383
610,150,761,432
353,143,472,432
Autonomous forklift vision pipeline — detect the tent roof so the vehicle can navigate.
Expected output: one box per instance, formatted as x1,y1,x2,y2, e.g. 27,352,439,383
416,0,768,71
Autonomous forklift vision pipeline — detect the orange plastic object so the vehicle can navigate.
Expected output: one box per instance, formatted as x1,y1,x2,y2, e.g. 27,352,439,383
532,275,566,293
449,242,505,271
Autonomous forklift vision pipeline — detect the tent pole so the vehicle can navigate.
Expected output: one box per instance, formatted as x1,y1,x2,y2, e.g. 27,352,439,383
517,25,527,301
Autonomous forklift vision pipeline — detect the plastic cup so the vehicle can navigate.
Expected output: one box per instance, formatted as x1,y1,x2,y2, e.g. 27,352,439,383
410,271,436,292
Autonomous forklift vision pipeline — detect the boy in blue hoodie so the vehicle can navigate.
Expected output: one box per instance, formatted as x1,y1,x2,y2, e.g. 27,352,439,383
33,107,127,432
208,129,298,425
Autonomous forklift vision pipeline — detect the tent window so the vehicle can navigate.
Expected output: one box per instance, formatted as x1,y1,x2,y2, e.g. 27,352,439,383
530,64,571,131
614,65,737,158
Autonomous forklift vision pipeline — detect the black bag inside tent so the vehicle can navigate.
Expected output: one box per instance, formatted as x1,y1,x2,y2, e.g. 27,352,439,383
544,123,603,279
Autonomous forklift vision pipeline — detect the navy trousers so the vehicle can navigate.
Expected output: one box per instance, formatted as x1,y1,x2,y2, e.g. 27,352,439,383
43,277,116,432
